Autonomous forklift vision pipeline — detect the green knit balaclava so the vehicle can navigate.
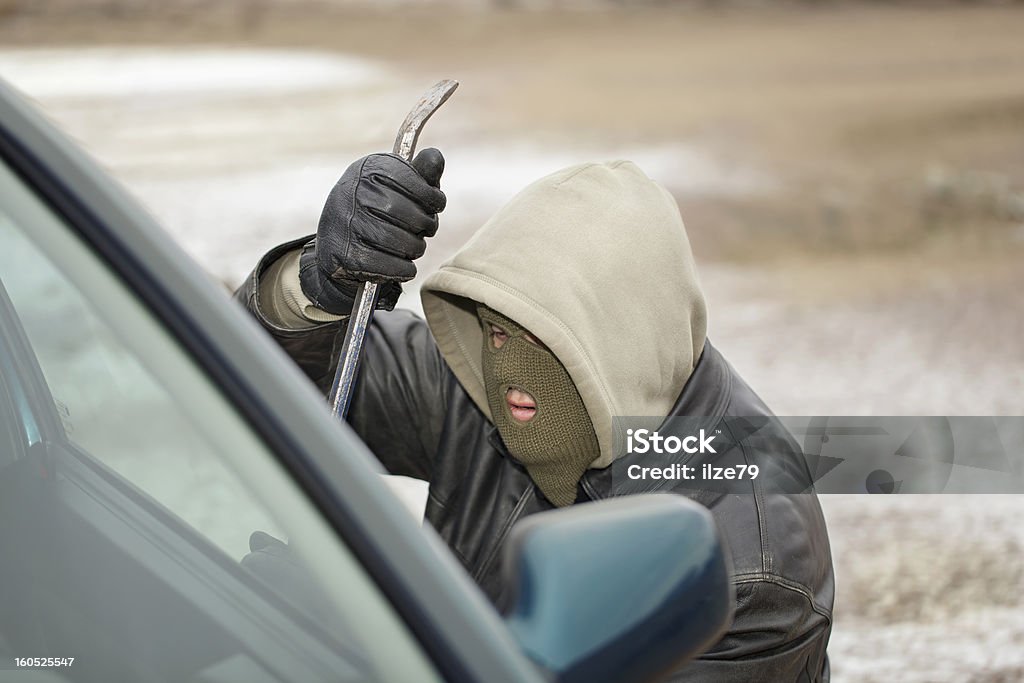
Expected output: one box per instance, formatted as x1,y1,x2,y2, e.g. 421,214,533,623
477,304,599,507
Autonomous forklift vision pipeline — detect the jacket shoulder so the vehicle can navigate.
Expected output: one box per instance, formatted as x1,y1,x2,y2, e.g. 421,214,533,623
696,344,835,617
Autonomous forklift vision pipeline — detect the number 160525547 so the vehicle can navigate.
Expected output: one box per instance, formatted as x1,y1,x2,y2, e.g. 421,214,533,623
14,657,75,667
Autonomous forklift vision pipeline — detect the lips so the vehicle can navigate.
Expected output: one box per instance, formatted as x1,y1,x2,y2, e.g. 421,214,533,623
505,387,537,422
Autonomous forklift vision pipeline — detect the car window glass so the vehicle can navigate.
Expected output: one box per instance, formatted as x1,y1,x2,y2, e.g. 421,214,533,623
1,205,281,558
0,158,441,683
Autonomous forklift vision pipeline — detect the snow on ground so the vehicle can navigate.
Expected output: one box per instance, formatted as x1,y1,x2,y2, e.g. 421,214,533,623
2,45,1022,681
0,47,391,99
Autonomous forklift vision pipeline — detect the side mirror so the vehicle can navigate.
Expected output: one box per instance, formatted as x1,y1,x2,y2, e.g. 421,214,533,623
502,495,733,683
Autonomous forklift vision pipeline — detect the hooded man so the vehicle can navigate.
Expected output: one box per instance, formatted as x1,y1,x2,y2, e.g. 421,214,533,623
237,149,834,681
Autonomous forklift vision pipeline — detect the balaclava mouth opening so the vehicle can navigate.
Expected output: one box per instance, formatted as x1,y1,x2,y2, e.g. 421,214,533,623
476,303,599,507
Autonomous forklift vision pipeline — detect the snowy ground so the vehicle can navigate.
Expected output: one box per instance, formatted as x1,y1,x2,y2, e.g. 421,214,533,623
2,46,1022,681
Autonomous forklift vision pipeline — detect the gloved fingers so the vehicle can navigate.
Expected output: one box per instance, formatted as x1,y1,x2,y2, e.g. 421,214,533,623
300,150,446,313
345,241,418,282
357,214,428,260
360,183,440,237
411,147,445,188
364,153,447,214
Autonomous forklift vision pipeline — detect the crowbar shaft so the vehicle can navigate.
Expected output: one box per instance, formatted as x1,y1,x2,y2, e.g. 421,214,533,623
328,79,459,418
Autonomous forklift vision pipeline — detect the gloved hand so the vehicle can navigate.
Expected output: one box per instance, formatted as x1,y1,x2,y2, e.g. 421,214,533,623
299,148,446,315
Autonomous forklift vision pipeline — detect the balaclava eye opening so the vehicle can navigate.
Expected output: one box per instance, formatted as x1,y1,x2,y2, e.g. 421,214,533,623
476,303,599,507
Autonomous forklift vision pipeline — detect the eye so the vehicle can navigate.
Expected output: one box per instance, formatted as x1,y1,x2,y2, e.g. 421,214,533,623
488,324,510,349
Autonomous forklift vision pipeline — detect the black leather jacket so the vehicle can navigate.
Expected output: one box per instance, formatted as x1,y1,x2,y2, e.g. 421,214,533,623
237,239,834,682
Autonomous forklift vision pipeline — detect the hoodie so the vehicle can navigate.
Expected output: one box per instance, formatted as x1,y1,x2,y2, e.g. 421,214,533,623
421,160,708,472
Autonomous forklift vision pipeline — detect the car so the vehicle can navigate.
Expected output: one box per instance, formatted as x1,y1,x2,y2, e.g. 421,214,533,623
0,78,733,683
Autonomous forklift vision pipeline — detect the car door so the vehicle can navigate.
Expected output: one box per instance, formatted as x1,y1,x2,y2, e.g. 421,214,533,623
0,80,542,683
0,138,447,683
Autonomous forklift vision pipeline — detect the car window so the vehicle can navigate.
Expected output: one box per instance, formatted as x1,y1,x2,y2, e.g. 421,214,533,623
0,158,442,683
1,210,281,557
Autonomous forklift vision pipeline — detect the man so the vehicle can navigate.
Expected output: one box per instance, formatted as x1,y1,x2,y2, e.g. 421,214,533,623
236,149,834,681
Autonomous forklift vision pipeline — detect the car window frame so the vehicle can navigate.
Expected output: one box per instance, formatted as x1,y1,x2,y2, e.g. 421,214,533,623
0,272,61,458
0,79,542,683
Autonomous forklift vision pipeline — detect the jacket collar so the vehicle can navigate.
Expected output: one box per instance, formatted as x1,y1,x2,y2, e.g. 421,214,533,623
665,340,732,421
580,339,733,501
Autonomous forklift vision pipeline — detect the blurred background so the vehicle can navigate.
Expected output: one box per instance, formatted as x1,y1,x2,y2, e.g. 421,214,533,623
1,1,1022,680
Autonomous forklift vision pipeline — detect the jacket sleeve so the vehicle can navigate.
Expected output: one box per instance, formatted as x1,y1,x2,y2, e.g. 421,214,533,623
234,239,450,481
667,578,831,682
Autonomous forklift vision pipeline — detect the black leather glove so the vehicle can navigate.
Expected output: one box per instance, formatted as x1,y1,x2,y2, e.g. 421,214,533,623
299,148,446,315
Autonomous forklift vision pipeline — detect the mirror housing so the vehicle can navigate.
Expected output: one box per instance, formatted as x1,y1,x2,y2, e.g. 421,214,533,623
503,494,733,683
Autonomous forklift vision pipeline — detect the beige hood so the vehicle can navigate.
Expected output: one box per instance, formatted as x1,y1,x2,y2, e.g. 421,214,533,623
420,161,707,469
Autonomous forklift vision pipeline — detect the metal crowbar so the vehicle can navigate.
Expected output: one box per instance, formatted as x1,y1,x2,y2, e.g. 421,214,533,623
327,79,459,418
